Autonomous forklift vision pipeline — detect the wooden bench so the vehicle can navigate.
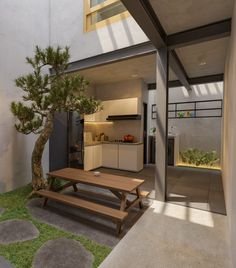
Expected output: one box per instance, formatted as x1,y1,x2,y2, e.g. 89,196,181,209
37,190,128,235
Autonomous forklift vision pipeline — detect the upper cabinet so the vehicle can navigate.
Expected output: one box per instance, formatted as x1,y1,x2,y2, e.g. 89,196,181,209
108,98,141,116
84,97,141,122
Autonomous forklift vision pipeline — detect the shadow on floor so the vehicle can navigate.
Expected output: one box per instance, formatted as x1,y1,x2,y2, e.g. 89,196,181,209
96,165,226,215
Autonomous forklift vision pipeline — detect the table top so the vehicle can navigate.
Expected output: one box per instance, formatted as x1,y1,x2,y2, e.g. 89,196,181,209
47,168,144,193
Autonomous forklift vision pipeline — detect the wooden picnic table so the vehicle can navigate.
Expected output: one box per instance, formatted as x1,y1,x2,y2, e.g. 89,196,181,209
37,168,149,235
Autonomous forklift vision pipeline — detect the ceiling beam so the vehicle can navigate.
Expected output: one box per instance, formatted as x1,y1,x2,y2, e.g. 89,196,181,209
148,73,224,89
64,41,156,73
121,0,166,49
167,19,231,50
169,51,192,91
121,0,191,90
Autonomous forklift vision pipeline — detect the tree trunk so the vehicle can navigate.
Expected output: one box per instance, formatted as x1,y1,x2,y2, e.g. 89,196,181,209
31,114,53,190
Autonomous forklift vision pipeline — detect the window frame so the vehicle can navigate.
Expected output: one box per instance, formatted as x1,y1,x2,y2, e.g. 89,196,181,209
84,0,130,32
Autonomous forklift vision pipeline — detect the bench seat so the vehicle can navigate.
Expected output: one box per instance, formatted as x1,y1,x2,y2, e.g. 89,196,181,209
37,190,128,234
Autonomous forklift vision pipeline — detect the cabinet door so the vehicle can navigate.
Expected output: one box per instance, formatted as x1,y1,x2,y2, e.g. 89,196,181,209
102,144,118,168
119,144,143,172
93,145,102,169
84,146,94,171
109,98,139,116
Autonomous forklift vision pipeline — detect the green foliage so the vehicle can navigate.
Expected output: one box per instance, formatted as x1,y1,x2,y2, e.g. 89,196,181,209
11,46,102,135
180,148,219,167
177,111,185,118
0,185,111,268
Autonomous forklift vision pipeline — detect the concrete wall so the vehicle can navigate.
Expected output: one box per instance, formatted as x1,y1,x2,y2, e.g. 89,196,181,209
0,1,148,193
148,82,223,162
85,79,144,142
50,0,148,62
0,0,50,193
222,1,236,266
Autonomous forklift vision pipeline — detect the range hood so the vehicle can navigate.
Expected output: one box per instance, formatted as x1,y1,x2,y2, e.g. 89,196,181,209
106,114,141,121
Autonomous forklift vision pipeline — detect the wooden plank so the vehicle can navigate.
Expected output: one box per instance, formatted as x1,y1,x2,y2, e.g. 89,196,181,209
130,190,150,197
37,190,128,221
47,168,144,193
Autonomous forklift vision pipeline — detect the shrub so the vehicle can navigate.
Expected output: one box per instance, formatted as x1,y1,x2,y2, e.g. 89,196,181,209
180,148,219,167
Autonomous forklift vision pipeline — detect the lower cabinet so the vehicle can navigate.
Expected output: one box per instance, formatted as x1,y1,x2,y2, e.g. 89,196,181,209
84,144,102,171
102,144,119,168
84,143,144,172
119,144,143,172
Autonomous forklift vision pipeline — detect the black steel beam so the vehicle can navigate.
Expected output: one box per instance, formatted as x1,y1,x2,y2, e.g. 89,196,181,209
148,73,224,89
65,41,156,73
121,0,191,90
169,51,191,91
121,0,166,49
167,19,231,50
188,73,224,85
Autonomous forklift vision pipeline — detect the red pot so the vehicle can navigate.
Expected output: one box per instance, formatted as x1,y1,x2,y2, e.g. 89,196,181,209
123,135,134,142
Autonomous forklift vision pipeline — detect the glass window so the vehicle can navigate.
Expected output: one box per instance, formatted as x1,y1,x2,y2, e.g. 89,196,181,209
90,0,106,8
91,1,127,24
84,0,129,32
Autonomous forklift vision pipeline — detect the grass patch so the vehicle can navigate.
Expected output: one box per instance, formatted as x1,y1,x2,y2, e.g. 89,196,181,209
0,185,111,268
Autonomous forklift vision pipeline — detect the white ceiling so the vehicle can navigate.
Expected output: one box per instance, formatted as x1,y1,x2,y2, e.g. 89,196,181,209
176,37,229,78
149,0,234,34
76,53,178,85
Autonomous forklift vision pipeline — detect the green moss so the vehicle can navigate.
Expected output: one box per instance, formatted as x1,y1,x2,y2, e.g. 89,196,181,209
0,185,111,268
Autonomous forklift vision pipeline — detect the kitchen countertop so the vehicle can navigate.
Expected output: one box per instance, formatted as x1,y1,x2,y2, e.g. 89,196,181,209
84,141,143,147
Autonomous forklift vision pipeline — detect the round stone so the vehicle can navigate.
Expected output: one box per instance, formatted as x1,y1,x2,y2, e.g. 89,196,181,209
0,220,39,244
0,256,15,268
33,238,93,268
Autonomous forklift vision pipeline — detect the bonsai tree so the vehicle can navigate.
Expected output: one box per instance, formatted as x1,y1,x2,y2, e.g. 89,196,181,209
11,46,101,190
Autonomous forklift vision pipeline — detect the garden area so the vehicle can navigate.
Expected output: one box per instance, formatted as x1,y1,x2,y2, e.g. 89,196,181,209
0,185,111,268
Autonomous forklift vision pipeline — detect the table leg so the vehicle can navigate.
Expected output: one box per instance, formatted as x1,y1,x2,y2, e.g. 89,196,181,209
136,187,143,209
116,193,127,236
72,183,78,192
120,193,127,211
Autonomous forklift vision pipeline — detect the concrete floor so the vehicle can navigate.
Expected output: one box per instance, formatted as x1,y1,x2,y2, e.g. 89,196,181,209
97,165,226,214
99,200,230,268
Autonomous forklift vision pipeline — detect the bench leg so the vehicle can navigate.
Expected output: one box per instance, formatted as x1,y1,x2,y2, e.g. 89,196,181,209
72,183,78,192
116,221,122,236
43,198,48,207
43,176,55,207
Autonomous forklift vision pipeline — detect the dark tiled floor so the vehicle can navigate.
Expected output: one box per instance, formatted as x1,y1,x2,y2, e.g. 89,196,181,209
96,165,226,215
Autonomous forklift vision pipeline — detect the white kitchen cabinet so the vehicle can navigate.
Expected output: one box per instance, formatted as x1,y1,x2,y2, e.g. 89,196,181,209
84,146,94,171
84,144,102,171
118,144,143,172
108,98,141,116
102,144,119,168
93,144,102,168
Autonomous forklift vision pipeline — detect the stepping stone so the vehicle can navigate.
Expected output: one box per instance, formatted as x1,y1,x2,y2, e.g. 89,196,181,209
0,256,15,268
0,220,39,244
33,238,93,268
0,208,4,216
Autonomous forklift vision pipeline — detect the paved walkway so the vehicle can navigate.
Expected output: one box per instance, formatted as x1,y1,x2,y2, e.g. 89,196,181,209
99,201,230,268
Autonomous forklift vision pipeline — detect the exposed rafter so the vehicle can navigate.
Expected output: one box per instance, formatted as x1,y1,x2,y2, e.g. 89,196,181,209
169,51,192,91
120,0,166,49
167,19,231,49
64,42,156,73
147,73,224,89
121,0,191,90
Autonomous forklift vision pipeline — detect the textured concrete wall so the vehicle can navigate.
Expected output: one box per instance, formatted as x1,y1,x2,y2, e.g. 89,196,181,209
222,1,236,266
0,0,50,192
50,0,149,61
148,82,223,161
88,79,144,142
